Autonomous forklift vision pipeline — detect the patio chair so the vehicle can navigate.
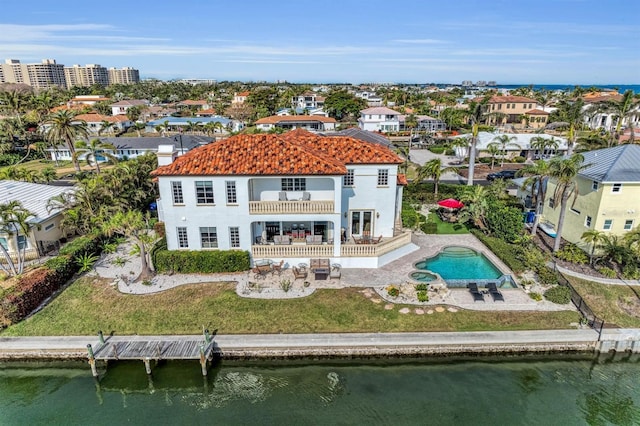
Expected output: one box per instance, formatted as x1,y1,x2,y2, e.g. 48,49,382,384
272,260,285,275
486,282,505,302
467,282,484,302
279,191,288,201
251,265,269,280
292,266,308,281
330,263,341,280
301,191,311,201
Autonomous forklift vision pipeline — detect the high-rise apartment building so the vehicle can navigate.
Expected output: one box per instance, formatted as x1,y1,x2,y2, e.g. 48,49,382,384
64,64,109,88
108,67,140,85
0,59,66,89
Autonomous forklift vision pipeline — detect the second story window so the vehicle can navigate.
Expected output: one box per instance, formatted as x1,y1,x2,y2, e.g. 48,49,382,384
195,181,214,204
612,183,622,193
343,169,354,186
171,181,184,204
281,178,306,191
226,181,237,204
377,169,389,186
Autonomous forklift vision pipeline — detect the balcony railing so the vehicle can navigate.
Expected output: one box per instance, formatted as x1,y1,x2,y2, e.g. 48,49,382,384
249,200,334,215
250,231,412,259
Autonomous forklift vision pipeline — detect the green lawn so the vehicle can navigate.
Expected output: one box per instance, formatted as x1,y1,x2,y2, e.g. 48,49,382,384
429,213,470,234
2,277,579,336
566,276,640,328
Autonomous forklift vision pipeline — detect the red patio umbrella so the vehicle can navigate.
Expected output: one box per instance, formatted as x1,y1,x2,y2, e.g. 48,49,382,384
437,198,464,209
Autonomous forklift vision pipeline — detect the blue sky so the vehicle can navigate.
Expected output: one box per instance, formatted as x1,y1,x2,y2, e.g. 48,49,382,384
1,0,638,84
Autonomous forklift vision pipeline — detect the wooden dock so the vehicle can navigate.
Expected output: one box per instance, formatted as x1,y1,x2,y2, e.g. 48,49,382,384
87,331,215,377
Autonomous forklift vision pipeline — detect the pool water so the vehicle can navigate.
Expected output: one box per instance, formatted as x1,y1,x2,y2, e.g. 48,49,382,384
414,246,503,282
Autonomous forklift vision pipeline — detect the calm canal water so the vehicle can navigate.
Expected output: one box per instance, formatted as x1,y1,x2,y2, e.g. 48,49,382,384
2,355,640,425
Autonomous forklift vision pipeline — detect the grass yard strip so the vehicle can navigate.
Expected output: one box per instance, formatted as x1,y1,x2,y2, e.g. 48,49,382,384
2,277,580,336
430,214,470,235
566,276,640,328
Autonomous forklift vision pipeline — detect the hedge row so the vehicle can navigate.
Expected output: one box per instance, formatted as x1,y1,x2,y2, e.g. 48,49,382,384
0,233,105,327
470,229,526,274
154,249,250,274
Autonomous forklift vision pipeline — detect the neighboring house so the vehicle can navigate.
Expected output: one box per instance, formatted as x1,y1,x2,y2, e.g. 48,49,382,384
583,93,640,132
276,107,328,117
354,91,383,107
67,95,110,108
254,115,336,132
399,114,447,132
321,128,392,148
452,132,568,161
47,135,211,162
152,129,416,268
541,145,640,250
177,99,210,112
358,107,401,132
40,113,132,137
145,116,232,133
523,109,550,129
233,91,250,104
484,96,539,128
291,92,325,110
110,99,149,116
0,180,75,261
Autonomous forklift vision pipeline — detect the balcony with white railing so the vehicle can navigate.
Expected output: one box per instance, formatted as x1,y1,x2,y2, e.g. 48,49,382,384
249,200,335,215
251,231,412,259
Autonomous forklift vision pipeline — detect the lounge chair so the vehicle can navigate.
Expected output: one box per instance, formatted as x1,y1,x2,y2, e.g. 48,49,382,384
467,282,484,302
292,266,308,281
486,282,505,302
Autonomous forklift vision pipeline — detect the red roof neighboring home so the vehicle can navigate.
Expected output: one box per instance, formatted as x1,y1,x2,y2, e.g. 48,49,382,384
255,115,336,124
488,95,537,104
152,129,401,177
397,174,408,186
582,94,623,103
525,109,549,115
195,108,217,116
236,91,250,97
178,99,208,106
50,104,85,112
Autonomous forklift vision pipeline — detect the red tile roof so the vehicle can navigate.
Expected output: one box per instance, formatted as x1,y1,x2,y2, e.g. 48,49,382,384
525,109,549,115
488,95,537,104
178,99,208,106
153,128,402,177
397,174,408,186
74,113,130,123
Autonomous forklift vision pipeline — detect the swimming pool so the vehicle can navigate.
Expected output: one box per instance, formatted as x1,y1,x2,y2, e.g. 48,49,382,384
412,246,516,288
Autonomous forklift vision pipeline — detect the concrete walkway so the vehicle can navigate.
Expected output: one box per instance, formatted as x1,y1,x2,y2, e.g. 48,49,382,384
554,263,640,286
0,329,600,359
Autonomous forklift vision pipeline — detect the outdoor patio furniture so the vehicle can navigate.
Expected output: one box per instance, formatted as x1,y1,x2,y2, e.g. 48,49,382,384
486,282,505,302
279,191,288,201
272,260,285,275
252,264,271,279
306,235,322,245
311,258,330,280
330,263,341,280
274,235,291,245
467,282,485,302
301,191,311,201
292,266,308,281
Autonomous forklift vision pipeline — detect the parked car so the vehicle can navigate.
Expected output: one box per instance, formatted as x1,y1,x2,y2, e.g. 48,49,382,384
487,170,517,181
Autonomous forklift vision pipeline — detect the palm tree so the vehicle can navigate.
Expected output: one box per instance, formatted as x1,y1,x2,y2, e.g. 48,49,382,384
133,122,146,137
530,136,559,159
45,110,88,172
414,158,458,196
458,185,489,231
519,159,553,236
98,120,114,136
185,120,201,134
549,153,589,252
554,98,585,155
596,90,639,138
489,134,518,167
485,143,501,169
73,139,117,174
0,200,34,276
581,229,606,265
465,98,489,185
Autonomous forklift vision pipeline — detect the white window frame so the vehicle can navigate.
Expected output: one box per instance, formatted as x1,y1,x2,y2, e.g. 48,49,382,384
200,227,218,248
229,227,240,248
343,169,354,186
195,181,215,204
281,178,306,191
585,216,592,228
225,181,237,204
377,169,389,186
624,219,634,231
171,181,184,204
603,219,613,231
177,227,188,248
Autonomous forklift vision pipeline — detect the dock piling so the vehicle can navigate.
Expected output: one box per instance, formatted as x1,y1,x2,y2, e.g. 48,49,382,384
143,357,152,375
199,344,208,376
87,344,98,378
98,330,105,345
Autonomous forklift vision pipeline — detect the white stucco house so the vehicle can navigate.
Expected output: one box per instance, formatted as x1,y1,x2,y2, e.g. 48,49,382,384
451,132,569,161
358,107,401,132
152,129,417,268
254,115,336,132
0,180,75,261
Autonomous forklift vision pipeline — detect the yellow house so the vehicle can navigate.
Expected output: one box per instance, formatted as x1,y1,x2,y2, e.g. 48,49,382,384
541,145,640,251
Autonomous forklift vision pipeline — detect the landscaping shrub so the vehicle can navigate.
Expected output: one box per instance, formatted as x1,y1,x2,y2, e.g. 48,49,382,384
386,285,399,297
513,156,526,163
0,268,63,326
415,283,429,291
421,222,438,234
154,249,250,273
529,292,543,301
417,290,429,302
543,285,571,304
470,229,526,273
428,146,446,154
622,264,640,280
59,234,103,258
555,243,589,264
536,266,558,286
597,266,617,278
444,148,455,156
485,204,524,243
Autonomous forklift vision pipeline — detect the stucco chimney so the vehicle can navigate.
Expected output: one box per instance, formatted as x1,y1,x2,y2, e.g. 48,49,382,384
157,144,178,166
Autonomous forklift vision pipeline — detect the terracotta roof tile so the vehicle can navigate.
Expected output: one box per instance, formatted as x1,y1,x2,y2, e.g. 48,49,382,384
153,129,401,177
74,113,130,123
525,109,549,115
397,174,408,186
255,115,336,124
489,95,537,104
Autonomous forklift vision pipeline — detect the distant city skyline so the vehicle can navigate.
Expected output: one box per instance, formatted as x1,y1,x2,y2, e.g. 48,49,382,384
1,0,638,85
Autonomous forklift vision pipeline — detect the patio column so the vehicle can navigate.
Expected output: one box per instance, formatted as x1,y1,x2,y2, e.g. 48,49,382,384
332,219,341,258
